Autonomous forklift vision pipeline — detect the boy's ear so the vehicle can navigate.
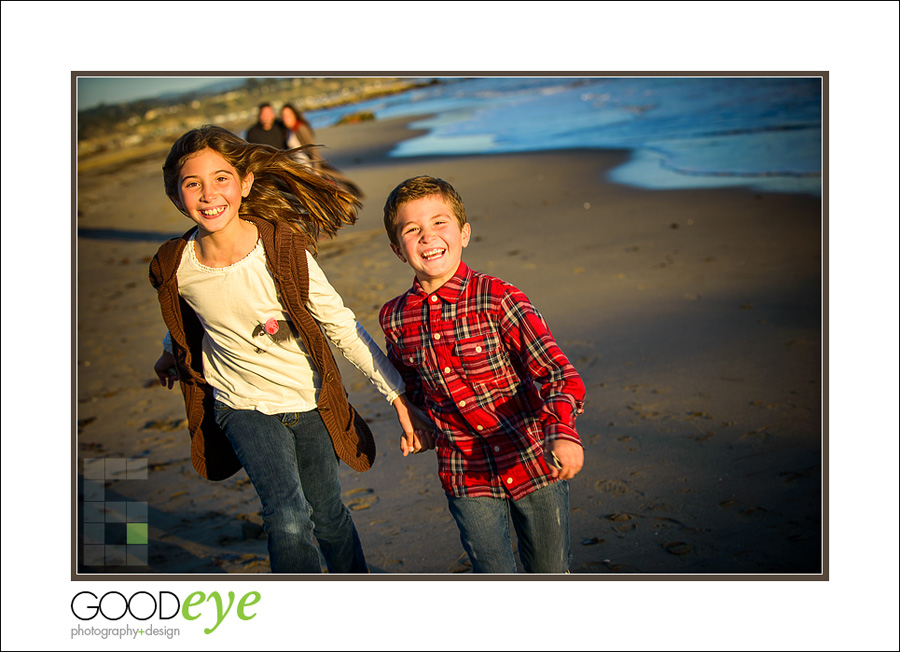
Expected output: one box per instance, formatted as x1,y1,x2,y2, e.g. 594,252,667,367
241,171,254,197
461,223,471,248
390,243,407,263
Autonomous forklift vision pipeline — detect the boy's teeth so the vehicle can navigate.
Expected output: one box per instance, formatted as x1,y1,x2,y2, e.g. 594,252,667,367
422,248,444,259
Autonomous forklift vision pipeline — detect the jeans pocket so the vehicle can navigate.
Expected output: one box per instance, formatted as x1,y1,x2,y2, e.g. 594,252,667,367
281,412,301,427
212,400,231,427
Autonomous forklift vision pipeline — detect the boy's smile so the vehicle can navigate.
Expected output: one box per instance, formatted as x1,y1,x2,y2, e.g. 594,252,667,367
175,148,253,237
392,195,471,294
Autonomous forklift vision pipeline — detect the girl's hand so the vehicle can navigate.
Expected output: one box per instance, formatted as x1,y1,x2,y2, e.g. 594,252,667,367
153,350,179,389
392,394,436,456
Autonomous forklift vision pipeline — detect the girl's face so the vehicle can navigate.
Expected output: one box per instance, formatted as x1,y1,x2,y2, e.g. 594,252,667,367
175,148,254,237
281,108,296,129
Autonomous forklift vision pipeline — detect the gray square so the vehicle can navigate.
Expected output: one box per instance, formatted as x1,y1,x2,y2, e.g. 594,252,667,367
105,545,127,566
105,458,127,480
83,502,105,523
83,479,104,502
126,545,148,566
126,502,148,522
127,458,148,480
84,523,105,545
104,502,126,523
83,545,105,566
83,458,105,480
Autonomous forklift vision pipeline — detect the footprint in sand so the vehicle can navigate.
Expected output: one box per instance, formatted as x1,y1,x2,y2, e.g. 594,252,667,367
344,487,378,511
663,541,692,556
595,479,629,495
448,553,472,573
142,418,188,432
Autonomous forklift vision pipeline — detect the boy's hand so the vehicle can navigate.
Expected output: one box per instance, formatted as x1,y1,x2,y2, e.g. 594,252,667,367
546,439,584,480
153,350,179,389
392,394,436,456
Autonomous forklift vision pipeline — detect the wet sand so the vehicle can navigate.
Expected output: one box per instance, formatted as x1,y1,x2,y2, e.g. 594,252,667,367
75,115,823,575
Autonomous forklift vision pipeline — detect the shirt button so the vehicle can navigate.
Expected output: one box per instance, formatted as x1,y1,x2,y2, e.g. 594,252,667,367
475,346,482,353
459,400,466,407
443,367,451,374
433,333,441,341
493,446,500,452
431,295,438,302
506,477,514,484
409,357,415,363
476,425,484,431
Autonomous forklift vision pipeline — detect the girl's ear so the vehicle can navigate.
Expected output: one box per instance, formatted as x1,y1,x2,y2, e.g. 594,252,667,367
241,171,254,197
168,192,187,214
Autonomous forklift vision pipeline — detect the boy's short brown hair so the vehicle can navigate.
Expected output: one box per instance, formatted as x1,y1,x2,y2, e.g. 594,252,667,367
383,176,467,247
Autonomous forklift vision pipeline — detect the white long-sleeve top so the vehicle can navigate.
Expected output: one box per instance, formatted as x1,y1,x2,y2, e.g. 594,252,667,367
164,235,403,415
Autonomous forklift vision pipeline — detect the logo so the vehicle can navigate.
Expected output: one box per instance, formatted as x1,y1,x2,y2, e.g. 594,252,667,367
70,590,261,637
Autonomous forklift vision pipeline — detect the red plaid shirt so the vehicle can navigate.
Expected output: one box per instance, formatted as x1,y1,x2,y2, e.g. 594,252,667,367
380,262,585,500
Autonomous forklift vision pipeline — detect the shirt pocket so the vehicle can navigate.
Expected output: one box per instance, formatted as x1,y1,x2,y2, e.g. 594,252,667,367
398,345,426,370
454,331,508,385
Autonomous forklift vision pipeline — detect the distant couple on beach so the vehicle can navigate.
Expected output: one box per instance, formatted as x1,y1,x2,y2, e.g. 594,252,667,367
245,101,363,199
149,124,585,574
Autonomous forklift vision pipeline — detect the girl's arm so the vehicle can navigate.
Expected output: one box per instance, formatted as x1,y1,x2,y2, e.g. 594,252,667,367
304,252,435,451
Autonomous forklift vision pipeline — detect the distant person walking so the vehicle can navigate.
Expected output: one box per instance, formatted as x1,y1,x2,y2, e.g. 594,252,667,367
245,103,287,149
281,103,364,199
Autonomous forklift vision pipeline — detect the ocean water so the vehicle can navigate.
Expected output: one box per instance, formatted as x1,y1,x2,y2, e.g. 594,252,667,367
310,76,822,197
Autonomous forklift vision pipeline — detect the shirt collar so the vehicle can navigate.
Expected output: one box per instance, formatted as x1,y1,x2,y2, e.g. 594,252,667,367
410,261,472,305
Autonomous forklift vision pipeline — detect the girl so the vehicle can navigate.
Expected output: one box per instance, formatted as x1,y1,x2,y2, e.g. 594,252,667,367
149,125,431,573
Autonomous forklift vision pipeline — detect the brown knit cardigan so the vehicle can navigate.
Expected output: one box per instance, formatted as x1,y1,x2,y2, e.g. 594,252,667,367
148,216,376,480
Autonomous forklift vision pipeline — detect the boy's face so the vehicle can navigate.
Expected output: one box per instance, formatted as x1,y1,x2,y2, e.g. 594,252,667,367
391,194,470,294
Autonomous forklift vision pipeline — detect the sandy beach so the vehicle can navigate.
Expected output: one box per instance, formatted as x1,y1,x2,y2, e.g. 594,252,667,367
75,114,823,576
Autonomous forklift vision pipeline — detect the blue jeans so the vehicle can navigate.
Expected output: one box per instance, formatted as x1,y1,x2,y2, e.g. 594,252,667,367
214,402,367,573
447,481,571,573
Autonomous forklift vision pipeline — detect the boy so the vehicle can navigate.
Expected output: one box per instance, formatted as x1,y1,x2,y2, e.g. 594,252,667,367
379,176,585,573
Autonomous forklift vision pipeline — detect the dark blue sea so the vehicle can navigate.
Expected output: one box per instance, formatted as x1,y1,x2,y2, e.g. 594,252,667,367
310,76,822,197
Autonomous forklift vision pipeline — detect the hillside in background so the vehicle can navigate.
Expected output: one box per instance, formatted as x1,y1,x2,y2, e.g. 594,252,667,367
76,76,433,171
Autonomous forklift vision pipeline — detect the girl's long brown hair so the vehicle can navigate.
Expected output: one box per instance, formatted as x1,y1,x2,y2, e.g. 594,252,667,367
163,125,360,254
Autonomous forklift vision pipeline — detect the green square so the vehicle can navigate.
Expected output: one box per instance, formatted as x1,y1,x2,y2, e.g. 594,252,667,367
126,523,148,545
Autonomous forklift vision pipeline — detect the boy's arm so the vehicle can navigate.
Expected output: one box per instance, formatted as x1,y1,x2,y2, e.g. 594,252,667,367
382,326,434,455
383,335,427,412
499,287,586,455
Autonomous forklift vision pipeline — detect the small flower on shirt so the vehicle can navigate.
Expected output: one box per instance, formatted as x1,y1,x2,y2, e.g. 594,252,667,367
252,318,299,353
